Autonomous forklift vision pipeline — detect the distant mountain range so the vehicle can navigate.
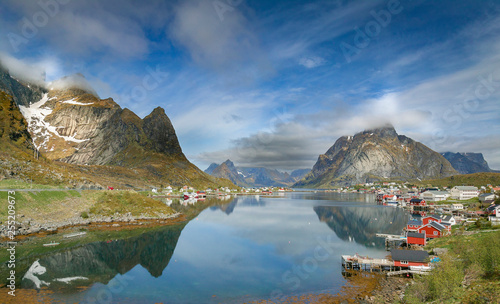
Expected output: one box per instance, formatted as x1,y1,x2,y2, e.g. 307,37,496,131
0,62,233,189
294,125,458,188
205,160,310,187
441,152,498,174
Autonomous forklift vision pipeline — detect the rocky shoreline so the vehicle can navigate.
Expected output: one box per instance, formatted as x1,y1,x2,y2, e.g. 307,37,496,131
0,212,182,240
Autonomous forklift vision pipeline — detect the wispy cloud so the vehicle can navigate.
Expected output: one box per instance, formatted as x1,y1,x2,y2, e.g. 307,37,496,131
1,0,499,171
299,56,325,68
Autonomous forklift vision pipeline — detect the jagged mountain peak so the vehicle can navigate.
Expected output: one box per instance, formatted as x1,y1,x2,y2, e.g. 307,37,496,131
361,123,398,138
148,106,167,116
205,160,311,187
223,159,236,167
295,126,457,188
441,152,493,174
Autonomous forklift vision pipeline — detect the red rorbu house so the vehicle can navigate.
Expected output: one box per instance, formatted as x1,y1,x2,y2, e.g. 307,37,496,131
418,221,448,238
407,218,423,232
391,249,430,268
407,232,426,246
410,198,426,206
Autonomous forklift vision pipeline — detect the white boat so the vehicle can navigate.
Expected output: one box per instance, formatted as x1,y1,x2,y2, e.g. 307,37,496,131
63,232,87,239
386,201,398,207
410,265,431,271
43,241,60,247
183,192,198,200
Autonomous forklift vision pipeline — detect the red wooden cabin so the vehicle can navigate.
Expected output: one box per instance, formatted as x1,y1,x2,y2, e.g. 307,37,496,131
422,215,441,225
418,221,447,238
407,232,426,246
391,249,429,268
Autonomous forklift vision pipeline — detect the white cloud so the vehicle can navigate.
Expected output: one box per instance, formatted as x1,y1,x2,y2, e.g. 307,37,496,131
169,0,265,72
0,52,56,85
299,56,325,68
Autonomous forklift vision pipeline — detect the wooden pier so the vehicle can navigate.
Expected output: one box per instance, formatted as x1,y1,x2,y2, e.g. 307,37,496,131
341,254,394,272
386,269,429,276
376,233,406,250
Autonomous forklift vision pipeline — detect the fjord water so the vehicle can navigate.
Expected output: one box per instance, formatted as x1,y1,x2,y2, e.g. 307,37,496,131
28,192,409,303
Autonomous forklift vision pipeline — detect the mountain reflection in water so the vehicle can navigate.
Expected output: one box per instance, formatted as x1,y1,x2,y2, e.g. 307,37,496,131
21,224,185,290
314,205,409,249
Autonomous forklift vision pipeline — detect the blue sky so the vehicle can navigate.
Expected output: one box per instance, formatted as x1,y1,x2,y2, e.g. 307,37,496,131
1,0,499,171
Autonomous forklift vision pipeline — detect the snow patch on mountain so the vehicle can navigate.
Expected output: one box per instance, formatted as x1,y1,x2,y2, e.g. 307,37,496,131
19,93,89,149
61,98,94,106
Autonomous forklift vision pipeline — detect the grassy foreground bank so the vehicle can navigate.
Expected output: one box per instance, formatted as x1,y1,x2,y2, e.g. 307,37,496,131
402,229,500,303
0,189,175,223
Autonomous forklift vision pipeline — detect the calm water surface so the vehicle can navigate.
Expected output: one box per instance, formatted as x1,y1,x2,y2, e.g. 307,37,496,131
22,192,409,303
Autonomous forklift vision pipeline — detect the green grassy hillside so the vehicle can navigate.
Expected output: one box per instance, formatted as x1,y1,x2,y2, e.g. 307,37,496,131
419,172,500,188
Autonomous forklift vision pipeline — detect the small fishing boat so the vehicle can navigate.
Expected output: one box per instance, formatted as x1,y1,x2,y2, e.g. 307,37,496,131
63,231,87,239
386,201,398,207
43,241,60,247
183,192,198,200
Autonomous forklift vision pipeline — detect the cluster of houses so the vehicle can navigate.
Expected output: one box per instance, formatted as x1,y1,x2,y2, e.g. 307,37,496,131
405,214,455,245
376,184,500,223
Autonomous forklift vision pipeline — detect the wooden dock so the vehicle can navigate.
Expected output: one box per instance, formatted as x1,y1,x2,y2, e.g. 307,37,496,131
386,269,429,276
341,254,394,272
376,233,406,249
342,253,432,276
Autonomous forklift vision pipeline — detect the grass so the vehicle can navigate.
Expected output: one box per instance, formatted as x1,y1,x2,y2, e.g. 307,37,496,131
0,190,82,218
0,179,65,190
405,229,500,303
435,197,480,205
88,190,175,217
420,172,500,188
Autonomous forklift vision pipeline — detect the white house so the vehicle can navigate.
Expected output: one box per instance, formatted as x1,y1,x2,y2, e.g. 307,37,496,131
488,205,500,224
441,215,456,225
421,190,450,202
479,193,497,202
451,204,464,210
450,186,479,200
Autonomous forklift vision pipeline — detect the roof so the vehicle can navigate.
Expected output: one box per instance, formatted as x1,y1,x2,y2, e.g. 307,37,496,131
410,198,423,202
391,249,429,262
424,191,450,195
487,204,500,212
453,186,478,191
429,221,447,231
423,215,441,221
479,193,495,198
441,221,452,226
408,219,422,226
407,232,425,239
441,215,453,221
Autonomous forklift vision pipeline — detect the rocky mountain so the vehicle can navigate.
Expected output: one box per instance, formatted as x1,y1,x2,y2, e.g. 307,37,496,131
0,90,36,156
205,159,309,187
204,163,219,175
0,63,233,189
209,160,248,186
290,168,311,180
441,152,496,174
294,125,458,188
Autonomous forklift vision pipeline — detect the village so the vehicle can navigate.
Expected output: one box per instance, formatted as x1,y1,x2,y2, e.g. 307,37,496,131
341,182,500,279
